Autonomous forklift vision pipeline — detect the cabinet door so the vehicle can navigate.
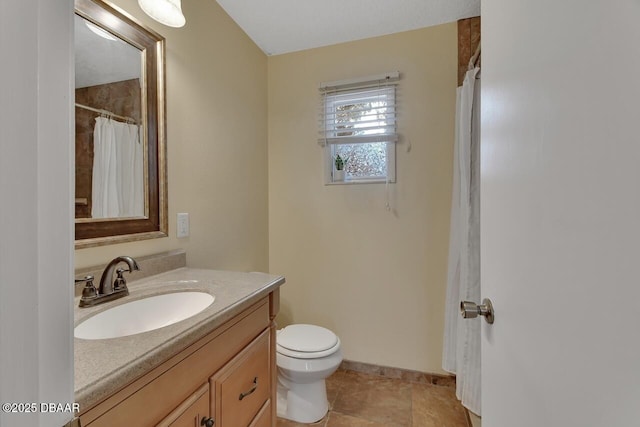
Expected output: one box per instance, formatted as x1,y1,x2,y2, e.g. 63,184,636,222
157,383,210,427
210,329,270,427
248,400,271,427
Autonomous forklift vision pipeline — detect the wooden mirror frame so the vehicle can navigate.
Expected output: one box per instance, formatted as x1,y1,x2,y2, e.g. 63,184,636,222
75,0,167,248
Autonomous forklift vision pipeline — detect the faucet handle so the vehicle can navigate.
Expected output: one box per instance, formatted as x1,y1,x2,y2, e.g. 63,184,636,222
76,275,98,305
75,275,94,284
114,268,128,291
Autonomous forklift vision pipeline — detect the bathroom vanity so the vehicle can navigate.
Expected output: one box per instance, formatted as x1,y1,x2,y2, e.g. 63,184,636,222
74,267,284,427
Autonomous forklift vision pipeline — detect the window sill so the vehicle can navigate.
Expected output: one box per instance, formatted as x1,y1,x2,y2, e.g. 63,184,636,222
325,178,395,186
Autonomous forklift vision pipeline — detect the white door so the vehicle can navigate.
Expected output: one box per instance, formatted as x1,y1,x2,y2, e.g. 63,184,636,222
481,1,640,426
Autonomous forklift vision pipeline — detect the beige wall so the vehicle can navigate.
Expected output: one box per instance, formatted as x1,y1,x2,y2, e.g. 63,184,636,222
75,4,457,374
268,24,457,373
75,0,269,272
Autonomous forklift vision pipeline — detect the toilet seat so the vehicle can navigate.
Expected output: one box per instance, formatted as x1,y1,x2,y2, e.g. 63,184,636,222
277,324,340,359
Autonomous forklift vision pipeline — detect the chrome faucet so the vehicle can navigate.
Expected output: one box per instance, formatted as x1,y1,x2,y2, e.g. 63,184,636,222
78,256,140,307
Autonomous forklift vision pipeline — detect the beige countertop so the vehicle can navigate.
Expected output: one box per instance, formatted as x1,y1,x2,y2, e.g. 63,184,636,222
74,267,284,411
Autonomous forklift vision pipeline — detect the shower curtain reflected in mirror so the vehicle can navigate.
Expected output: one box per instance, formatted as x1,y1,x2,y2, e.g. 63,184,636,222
91,117,144,218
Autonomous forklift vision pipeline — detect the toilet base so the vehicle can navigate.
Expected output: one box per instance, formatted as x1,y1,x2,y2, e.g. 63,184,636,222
277,377,328,423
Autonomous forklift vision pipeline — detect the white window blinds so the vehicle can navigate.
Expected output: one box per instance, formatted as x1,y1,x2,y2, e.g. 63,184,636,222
318,72,399,146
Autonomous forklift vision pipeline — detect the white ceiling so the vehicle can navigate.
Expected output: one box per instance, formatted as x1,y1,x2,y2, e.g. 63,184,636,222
215,0,480,56
75,14,141,88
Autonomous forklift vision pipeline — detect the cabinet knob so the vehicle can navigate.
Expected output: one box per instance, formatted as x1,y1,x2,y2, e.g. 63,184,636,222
200,416,214,427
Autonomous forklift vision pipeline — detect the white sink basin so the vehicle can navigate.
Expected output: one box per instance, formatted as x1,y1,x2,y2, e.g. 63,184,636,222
75,291,215,340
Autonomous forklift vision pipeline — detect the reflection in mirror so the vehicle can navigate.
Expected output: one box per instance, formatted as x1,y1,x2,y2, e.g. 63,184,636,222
75,13,145,219
75,0,167,248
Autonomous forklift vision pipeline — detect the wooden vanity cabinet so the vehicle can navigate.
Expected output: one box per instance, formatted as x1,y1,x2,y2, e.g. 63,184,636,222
210,329,270,426
156,383,210,427
249,400,272,427
79,290,279,427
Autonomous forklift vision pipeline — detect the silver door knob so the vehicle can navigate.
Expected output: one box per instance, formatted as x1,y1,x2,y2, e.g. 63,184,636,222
460,298,494,324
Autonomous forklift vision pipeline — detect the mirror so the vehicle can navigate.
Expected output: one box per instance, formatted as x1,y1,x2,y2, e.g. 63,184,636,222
74,0,167,248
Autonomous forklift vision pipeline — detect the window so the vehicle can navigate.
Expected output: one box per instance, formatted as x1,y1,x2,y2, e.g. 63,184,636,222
318,72,399,184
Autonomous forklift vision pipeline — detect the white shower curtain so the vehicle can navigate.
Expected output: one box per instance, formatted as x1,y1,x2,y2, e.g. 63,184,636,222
92,117,144,218
442,66,481,415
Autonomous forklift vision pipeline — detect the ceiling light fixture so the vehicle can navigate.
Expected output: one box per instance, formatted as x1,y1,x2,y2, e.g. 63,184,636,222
85,21,117,41
138,0,186,28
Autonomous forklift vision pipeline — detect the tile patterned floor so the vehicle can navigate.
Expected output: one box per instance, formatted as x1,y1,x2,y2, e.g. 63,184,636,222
277,369,469,427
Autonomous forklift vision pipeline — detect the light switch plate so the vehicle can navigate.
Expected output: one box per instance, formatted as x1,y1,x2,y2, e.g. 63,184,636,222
177,213,189,238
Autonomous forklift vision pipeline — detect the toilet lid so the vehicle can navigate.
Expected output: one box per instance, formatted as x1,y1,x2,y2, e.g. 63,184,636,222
277,324,338,353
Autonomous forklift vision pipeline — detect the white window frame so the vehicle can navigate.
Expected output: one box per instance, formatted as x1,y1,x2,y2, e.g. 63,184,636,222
324,141,396,185
318,72,399,185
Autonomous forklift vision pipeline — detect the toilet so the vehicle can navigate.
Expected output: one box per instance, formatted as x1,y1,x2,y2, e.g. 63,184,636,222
276,324,343,423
